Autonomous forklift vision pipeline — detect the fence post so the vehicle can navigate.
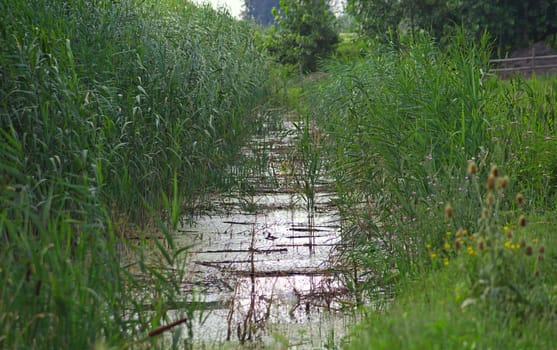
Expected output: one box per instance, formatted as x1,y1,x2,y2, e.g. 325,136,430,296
532,46,536,75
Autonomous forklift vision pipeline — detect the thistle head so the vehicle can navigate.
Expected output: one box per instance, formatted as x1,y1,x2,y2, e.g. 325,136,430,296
444,203,453,219
515,193,524,206
467,161,477,175
485,193,495,206
486,175,496,190
519,215,527,227
496,175,509,190
490,164,499,177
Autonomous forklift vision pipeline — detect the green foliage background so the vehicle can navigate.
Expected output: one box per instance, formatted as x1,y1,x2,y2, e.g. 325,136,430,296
346,0,557,51
267,0,339,72
302,29,557,297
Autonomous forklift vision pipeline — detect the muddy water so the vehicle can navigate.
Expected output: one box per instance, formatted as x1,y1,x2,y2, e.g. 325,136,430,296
176,117,357,348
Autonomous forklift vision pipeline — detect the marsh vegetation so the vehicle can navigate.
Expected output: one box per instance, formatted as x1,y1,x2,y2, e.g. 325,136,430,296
1,1,270,348
304,31,557,349
2,0,557,349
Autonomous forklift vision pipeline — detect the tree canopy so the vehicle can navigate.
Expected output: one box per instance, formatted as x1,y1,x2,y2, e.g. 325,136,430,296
268,0,339,72
347,0,557,52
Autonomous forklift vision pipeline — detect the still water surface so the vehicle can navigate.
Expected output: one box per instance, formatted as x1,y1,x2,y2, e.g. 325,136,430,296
167,117,359,348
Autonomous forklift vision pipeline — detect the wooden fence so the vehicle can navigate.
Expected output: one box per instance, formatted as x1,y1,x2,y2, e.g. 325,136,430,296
490,53,557,77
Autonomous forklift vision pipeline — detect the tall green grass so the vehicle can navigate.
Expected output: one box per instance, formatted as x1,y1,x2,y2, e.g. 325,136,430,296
1,0,270,348
301,29,557,347
306,31,488,285
306,29,557,289
1,0,269,222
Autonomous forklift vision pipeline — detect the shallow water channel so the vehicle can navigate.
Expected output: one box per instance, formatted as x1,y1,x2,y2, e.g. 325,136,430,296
171,116,358,348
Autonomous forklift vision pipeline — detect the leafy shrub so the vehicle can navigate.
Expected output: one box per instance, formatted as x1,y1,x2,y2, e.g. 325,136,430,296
267,0,339,72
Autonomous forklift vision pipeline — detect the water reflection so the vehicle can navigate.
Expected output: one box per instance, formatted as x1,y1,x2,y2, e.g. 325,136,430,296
171,118,358,347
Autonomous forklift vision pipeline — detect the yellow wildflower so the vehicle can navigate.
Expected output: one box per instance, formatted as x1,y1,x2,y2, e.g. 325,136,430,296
467,246,477,256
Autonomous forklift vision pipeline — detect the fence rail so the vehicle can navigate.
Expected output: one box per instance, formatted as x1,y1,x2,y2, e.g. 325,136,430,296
490,53,557,75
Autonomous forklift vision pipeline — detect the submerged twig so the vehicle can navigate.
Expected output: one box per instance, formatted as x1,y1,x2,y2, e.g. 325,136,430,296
148,317,189,337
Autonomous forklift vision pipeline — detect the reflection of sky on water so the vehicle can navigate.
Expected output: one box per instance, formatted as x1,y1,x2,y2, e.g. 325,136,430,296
177,192,342,296
160,117,357,348
172,191,353,347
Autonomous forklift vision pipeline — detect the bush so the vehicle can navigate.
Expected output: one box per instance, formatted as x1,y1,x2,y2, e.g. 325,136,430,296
267,0,339,72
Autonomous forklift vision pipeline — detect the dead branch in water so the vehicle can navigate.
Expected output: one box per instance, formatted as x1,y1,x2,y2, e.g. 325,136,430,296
148,317,189,337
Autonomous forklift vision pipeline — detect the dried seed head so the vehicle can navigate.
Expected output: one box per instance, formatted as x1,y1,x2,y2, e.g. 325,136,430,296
467,161,477,175
519,215,527,227
525,245,533,256
477,240,485,251
481,208,489,219
506,232,512,239
486,175,496,190
444,204,453,219
490,165,499,177
515,193,524,206
539,245,545,254
496,175,509,190
454,240,461,251
485,193,495,206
